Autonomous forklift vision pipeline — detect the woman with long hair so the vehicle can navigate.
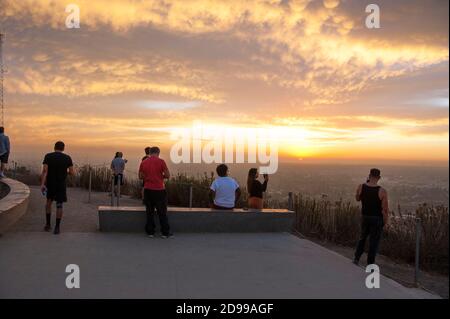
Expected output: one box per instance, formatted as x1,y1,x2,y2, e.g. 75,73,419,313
247,168,269,209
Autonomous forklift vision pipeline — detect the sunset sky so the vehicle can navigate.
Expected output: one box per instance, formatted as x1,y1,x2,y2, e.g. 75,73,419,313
1,0,448,166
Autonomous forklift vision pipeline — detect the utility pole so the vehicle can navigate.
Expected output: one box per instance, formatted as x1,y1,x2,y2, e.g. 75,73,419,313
0,33,4,126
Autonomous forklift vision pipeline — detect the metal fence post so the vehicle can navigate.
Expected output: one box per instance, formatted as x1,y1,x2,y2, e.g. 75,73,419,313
414,217,422,286
111,175,115,206
117,174,121,206
288,192,293,211
13,161,17,179
88,165,92,203
189,184,193,209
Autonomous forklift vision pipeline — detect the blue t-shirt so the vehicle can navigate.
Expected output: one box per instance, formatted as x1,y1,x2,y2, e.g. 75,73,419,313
111,157,125,175
0,133,10,156
210,176,240,208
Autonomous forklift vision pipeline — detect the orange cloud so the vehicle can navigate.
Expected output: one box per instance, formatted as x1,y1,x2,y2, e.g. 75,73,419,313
1,0,448,163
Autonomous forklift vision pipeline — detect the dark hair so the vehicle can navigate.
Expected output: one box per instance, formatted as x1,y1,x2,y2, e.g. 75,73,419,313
369,168,381,178
0,127,4,134
54,141,65,151
247,168,258,194
149,146,160,154
115,152,122,158
145,147,151,155
216,164,228,177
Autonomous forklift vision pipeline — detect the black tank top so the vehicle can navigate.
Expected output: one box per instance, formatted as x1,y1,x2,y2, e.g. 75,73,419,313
361,184,382,217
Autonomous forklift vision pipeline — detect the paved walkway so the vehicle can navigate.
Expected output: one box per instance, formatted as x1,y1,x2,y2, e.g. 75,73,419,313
9,186,141,233
0,187,438,299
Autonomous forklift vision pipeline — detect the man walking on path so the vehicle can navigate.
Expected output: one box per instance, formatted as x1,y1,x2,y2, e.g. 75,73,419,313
40,141,74,234
139,146,172,238
0,127,10,178
353,168,389,266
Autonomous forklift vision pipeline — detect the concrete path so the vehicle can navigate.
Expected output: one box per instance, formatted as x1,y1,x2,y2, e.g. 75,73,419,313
9,186,141,233
0,187,438,299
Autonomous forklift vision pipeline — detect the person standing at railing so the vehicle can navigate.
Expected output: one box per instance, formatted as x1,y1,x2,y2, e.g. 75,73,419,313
139,146,173,239
353,168,389,266
247,168,269,209
209,164,241,210
142,147,151,162
0,126,10,178
40,141,74,234
140,147,151,202
110,152,127,197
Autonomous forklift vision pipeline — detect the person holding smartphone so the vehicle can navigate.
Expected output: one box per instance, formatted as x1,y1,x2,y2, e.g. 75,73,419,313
247,168,269,209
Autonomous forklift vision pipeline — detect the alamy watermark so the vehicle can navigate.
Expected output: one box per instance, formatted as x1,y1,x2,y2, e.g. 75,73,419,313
64,3,380,29
65,4,80,29
65,264,80,289
365,4,381,29
169,121,278,174
365,264,380,289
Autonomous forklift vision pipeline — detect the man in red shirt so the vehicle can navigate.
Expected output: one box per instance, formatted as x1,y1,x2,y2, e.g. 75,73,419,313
139,146,172,238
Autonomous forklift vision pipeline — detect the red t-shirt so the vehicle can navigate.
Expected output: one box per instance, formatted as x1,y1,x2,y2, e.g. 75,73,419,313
139,156,168,190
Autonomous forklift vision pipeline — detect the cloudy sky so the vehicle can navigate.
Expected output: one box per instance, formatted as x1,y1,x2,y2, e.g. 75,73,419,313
1,0,448,165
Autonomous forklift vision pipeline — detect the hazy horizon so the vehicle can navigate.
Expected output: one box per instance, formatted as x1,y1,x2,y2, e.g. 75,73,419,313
8,144,450,173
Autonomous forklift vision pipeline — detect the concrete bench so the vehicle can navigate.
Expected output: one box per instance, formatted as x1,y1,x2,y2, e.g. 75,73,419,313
0,178,30,234
98,206,295,233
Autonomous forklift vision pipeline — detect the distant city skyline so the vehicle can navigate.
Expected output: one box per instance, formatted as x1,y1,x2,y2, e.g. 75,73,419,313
1,0,448,164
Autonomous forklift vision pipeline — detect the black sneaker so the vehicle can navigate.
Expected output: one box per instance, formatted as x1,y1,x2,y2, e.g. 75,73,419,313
53,227,60,235
147,234,155,238
161,233,174,239
44,225,51,232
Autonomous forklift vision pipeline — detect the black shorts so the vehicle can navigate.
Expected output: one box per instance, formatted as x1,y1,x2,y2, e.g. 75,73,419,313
46,184,67,203
0,152,9,164
114,174,124,186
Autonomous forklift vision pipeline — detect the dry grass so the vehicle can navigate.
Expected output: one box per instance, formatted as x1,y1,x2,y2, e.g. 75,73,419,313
74,165,248,207
293,194,449,274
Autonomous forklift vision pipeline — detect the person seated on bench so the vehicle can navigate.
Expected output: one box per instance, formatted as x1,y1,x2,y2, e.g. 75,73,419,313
209,164,241,210
247,168,269,209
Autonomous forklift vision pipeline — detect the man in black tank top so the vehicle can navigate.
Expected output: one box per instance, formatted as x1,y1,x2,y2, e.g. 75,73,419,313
353,168,389,265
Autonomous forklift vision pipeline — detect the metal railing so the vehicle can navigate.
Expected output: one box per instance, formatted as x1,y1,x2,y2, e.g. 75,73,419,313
414,217,422,286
